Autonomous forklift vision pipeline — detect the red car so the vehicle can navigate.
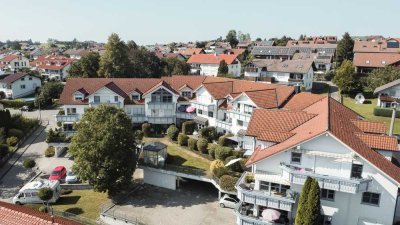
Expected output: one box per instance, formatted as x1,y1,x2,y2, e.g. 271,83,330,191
49,166,67,182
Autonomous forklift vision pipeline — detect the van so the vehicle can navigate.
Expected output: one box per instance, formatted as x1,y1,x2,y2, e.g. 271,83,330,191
12,180,61,205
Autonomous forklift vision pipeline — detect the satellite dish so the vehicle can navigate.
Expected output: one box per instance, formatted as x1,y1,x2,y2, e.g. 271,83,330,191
355,93,365,104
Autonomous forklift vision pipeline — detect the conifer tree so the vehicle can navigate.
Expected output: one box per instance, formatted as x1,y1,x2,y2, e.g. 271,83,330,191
295,176,313,225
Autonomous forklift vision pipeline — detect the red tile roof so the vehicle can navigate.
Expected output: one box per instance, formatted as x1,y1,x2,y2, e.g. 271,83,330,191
0,201,82,225
0,55,19,62
353,53,400,68
258,130,295,143
0,73,30,84
351,120,386,134
244,89,280,109
179,48,204,56
187,54,238,64
353,40,400,53
355,133,398,151
284,92,326,111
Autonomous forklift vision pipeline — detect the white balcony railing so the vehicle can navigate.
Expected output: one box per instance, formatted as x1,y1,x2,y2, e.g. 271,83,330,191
234,203,284,225
89,101,122,108
54,114,80,122
279,163,372,194
147,116,175,124
216,119,232,131
190,101,215,111
131,114,147,123
236,172,296,212
176,112,195,120
147,102,175,110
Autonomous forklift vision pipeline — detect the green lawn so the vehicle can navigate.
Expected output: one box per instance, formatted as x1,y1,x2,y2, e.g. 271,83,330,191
52,190,109,220
343,97,400,134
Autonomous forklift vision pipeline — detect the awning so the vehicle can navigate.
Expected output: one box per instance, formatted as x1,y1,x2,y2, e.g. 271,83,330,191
225,158,242,167
255,173,290,186
227,136,239,143
194,116,208,125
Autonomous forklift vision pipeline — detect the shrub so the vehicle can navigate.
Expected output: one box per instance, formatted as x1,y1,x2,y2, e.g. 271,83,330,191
239,158,248,172
219,175,239,192
199,127,216,141
196,138,209,153
324,71,335,81
134,130,144,143
39,206,48,213
215,146,233,161
0,100,34,109
224,155,237,165
142,123,151,137
225,155,244,172
177,133,189,146
210,159,225,174
56,121,62,127
188,138,198,151
0,144,9,157
38,187,53,202
218,133,233,146
373,107,400,118
231,150,241,158
23,159,36,169
212,167,229,178
45,146,55,157
0,128,5,144
245,174,255,183
8,128,23,139
6,136,18,146
207,143,218,159
182,121,196,135
167,125,179,141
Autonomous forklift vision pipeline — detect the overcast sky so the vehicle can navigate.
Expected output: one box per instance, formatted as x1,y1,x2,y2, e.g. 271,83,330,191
1,0,399,45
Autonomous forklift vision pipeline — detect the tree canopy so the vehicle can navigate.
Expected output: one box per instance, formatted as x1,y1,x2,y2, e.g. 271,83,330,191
333,60,362,94
304,179,321,225
68,52,100,78
295,177,313,225
36,81,64,107
162,57,190,76
218,60,229,76
367,66,400,92
226,30,239,48
38,187,53,202
269,36,293,46
128,47,163,78
69,105,138,195
336,32,354,65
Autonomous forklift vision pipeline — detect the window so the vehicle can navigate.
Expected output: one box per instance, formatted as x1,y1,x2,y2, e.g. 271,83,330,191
74,94,83,100
114,96,119,102
270,183,280,192
94,96,100,103
21,77,25,81
67,108,77,115
25,193,32,197
259,181,269,191
208,111,214,118
351,163,363,179
132,95,140,100
198,109,203,115
20,85,26,89
29,77,32,80
243,104,255,115
361,192,380,206
151,88,172,103
321,189,335,201
291,152,302,164
237,120,244,126
182,91,191,97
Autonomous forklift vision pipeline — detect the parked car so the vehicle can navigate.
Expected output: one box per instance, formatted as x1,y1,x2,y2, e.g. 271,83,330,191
66,170,79,184
49,166,67,182
19,105,32,111
219,194,238,208
13,180,61,205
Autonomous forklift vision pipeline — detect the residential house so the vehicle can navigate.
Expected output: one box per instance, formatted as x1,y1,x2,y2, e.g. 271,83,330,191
187,54,241,77
292,52,334,72
374,79,400,108
237,40,254,50
0,73,41,99
0,54,30,72
236,93,400,225
64,48,88,59
256,40,275,47
155,52,186,61
251,46,312,60
31,55,75,80
244,59,281,81
178,48,205,58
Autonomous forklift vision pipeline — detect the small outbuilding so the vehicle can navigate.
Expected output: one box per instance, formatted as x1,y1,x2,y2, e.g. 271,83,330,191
142,142,167,168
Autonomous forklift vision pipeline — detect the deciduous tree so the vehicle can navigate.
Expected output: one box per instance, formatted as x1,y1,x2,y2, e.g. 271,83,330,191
36,81,64,107
69,105,138,195
68,52,100,78
367,66,400,92
226,30,238,48
128,47,163,78
162,57,190,76
218,60,229,76
333,60,361,94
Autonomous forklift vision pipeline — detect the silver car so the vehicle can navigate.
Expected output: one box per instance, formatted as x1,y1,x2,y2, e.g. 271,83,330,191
65,170,79,184
219,194,238,208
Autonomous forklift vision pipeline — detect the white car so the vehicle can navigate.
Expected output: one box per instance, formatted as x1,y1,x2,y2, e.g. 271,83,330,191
65,170,79,184
219,194,238,208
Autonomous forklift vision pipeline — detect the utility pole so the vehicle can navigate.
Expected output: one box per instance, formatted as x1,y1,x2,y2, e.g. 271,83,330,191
389,102,398,136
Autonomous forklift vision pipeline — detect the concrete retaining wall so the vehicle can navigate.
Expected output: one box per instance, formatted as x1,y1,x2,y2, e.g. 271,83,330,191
60,183,93,190
100,214,138,225
143,168,176,190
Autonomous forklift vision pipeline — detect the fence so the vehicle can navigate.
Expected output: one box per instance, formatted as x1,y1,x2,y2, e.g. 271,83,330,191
52,209,98,225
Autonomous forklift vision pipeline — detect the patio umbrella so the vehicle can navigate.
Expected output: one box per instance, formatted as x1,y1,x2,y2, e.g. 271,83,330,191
225,158,242,167
186,106,196,113
262,209,281,222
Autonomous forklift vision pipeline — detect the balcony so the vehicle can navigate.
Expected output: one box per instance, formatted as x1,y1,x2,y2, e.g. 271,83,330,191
216,119,232,131
190,101,215,111
89,101,121,108
236,172,295,212
147,116,175,124
147,102,175,110
245,67,258,73
280,163,372,194
131,114,147,123
176,112,195,120
54,114,80,122
288,78,303,85
234,204,283,225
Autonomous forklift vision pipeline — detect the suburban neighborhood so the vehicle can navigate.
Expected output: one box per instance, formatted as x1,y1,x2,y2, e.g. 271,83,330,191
1,1,400,225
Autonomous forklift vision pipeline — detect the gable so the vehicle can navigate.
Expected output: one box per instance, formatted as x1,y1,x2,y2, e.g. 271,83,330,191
89,86,124,99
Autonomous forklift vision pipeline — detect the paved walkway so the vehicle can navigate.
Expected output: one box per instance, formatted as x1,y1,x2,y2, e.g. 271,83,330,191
326,81,341,102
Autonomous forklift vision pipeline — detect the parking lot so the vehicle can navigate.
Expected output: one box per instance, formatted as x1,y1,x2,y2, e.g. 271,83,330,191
109,179,236,225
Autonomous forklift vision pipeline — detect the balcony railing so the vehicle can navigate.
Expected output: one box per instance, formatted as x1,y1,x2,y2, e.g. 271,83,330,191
176,112,195,120
131,114,147,123
54,114,80,122
190,101,215,111
236,172,295,212
245,67,258,73
234,203,283,225
147,102,175,110
279,163,372,194
288,78,303,84
216,119,232,131
147,116,175,124
89,101,121,108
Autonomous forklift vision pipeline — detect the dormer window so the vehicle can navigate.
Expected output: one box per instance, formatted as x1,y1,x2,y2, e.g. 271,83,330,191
365,60,370,64
382,61,386,65
182,91,192,97
74,93,83,101
132,94,140,100
114,96,119,102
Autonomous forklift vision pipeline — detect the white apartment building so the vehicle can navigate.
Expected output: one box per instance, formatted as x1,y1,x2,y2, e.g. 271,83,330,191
187,54,241,77
0,73,41,99
30,55,75,80
374,79,400,108
0,55,30,72
235,93,400,225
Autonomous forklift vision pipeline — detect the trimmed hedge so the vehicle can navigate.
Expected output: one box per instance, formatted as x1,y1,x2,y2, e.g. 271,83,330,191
373,107,400,118
218,133,234,146
196,138,209,153
219,175,239,192
245,174,255,183
199,127,217,141
23,159,36,169
177,133,189,146
207,143,218,159
182,121,196,135
167,125,179,141
188,138,198,151
6,136,18,146
212,167,229,178
142,123,151,137
0,100,34,109
45,146,55,157
210,159,225,174
215,146,233,161
8,128,23,139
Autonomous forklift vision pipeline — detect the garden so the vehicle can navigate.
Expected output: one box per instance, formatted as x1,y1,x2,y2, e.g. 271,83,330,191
140,121,248,192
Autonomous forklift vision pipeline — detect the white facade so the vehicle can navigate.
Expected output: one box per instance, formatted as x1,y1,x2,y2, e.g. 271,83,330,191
194,61,241,77
0,55,30,71
264,67,314,91
0,75,41,99
375,83,400,108
236,133,400,225
39,64,72,81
